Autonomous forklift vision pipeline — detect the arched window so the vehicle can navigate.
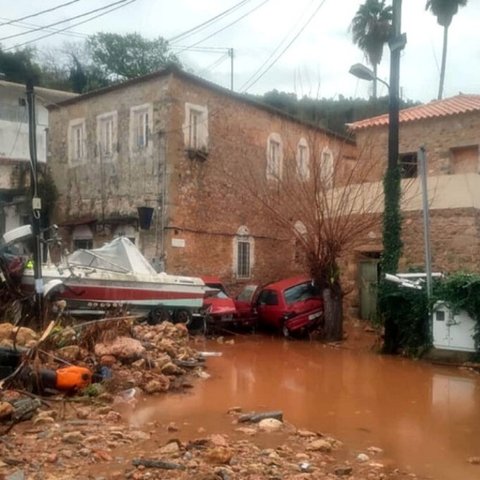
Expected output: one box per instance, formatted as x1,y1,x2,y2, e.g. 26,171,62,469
233,226,254,279
266,133,283,180
296,138,310,180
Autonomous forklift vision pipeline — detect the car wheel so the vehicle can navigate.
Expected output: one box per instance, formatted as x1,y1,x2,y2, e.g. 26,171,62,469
188,315,207,334
147,307,171,325
173,309,192,326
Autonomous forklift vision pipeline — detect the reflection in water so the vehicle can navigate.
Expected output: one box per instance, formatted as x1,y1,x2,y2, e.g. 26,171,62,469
131,336,480,480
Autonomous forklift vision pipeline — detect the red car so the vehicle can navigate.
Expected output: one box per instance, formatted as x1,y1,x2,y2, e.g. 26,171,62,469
202,276,237,326
201,276,255,331
235,276,324,337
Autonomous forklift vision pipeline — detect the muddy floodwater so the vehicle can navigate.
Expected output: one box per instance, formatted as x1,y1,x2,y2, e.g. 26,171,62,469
129,336,480,480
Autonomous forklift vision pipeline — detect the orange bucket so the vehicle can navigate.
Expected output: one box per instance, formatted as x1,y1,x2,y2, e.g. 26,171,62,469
55,366,92,391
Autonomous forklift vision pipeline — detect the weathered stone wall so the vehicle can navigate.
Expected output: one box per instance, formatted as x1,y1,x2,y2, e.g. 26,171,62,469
355,111,480,178
342,208,480,315
401,208,480,272
163,75,355,289
48,76,171,224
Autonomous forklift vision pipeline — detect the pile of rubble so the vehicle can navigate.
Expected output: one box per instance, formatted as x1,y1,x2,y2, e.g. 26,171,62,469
0,318,204,432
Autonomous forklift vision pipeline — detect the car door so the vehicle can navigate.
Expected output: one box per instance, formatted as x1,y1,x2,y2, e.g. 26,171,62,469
234,285,258,322
256,288,282,328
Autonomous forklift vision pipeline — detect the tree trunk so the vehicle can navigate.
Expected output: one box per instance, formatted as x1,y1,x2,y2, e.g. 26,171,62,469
373,63,378,99
323,286,343,341
438,25,448,100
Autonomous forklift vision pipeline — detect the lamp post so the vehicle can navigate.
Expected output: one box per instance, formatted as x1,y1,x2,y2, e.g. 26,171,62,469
350,0,406,353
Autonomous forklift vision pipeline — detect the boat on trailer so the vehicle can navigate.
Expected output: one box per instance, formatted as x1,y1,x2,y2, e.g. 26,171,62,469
3,227,207,323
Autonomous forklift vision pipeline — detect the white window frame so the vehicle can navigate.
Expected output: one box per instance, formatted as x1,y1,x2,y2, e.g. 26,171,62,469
296,138,310,180
130,103,153,152
233,226,254,279
68,118,86,165
266,133,283,180
183,102,208,150
320,147,334,187
97,111,117,159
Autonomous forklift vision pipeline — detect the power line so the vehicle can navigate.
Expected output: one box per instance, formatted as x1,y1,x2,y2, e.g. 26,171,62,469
169,0,252,44
0,0,131,42
0,16,87,39
0,0,82,27
199,52,230,75
171,45,230,53
5,0,136,51
241,0,327,92
175,0,271,56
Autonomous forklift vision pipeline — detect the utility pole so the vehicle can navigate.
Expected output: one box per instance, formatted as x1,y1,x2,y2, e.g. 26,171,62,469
381,0,406,353
229,48,234,91
26,79,44,324
387,0,405,173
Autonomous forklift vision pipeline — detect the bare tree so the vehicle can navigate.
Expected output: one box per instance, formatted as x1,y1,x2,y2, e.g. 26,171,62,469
228,131,384,341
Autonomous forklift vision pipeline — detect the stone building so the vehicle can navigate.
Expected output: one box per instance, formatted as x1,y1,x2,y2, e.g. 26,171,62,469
0,80,75,234
347,94,480,319
47,67,353,292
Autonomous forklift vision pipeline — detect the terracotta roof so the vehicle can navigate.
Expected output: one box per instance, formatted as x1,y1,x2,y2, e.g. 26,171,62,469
348,94,480,131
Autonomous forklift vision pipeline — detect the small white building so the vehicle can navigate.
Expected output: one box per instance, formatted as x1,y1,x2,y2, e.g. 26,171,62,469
0,80,76,233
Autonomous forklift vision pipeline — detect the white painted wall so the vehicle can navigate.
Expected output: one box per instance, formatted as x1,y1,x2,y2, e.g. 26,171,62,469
332,173,480,214
0,81,75,234
0,89,48,164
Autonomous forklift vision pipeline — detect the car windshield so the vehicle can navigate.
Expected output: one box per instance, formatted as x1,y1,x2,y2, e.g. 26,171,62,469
237,285,258,302
284,282,319,305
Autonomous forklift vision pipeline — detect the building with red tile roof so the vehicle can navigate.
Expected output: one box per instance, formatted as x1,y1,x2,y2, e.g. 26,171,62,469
344,93,480,321
348,94,480,131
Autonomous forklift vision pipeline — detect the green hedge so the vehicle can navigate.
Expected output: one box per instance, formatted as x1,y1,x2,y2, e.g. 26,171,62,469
378,281,430,357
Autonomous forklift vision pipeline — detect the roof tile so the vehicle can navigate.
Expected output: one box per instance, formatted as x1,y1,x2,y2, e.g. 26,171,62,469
348,94,480,131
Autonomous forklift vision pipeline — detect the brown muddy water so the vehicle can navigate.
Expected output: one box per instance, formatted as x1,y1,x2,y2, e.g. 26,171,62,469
129,336,480,480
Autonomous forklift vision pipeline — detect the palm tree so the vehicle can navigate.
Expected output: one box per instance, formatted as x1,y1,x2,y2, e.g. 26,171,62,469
426,0,468,100
350,0,393,98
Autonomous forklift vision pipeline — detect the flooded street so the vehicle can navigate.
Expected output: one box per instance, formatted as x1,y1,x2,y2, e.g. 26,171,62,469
131,336,480,480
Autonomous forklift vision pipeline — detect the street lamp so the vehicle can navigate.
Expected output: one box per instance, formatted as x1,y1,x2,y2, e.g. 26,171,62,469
349,63,390,90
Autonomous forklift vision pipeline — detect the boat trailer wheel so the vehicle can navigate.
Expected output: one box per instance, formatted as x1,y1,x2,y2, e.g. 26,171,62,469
173,309,192,326
147,307,171,325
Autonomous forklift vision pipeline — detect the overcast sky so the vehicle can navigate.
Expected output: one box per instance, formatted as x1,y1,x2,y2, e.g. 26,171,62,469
2,0,479,102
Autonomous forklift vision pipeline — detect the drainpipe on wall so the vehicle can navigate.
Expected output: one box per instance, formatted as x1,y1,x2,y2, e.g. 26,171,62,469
418,146,432,299
155,131,167,270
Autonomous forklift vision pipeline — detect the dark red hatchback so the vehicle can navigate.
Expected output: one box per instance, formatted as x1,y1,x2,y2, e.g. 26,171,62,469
236,276,324,337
